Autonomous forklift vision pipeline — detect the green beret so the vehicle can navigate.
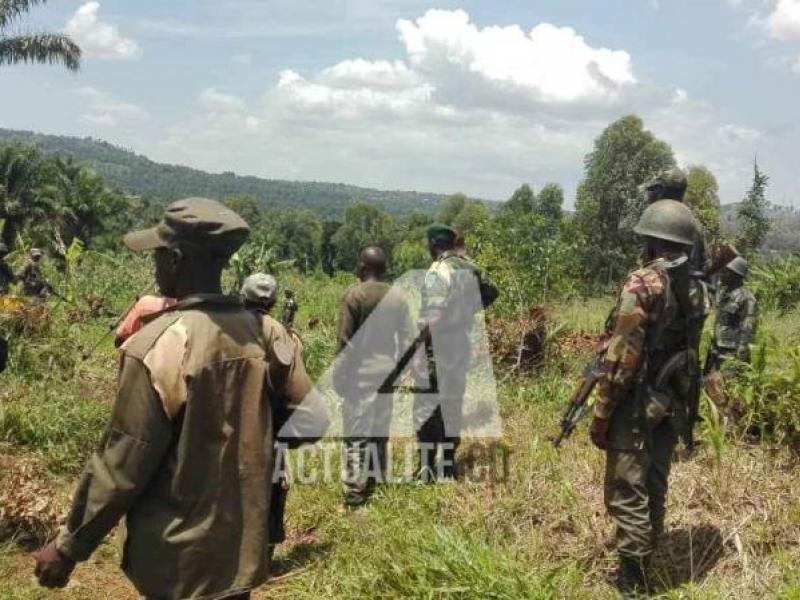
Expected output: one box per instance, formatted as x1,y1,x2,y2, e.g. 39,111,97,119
124,197,250,257
426,223,457,243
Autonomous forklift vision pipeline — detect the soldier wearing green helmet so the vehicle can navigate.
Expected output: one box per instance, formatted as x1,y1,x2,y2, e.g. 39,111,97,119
706,256,758,373
590,200,705,594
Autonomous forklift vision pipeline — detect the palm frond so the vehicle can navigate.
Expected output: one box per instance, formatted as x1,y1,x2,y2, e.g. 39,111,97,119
0,33,81,71
0,0,48,30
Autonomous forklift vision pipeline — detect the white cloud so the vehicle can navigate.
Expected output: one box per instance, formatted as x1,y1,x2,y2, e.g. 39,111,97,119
765,0,800,39
76,86,148,127
155,9,765,203
65,2,141,60
198,87,246,112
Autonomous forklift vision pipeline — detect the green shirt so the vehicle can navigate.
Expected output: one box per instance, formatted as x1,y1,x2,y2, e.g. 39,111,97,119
56,294,328,600
713,285,758,352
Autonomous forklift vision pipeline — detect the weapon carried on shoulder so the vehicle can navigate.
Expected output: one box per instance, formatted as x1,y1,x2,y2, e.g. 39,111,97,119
553,354,603,447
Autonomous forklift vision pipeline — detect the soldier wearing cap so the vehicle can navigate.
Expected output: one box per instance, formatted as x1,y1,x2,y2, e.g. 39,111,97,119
0,242,15,295
242,273,279,314
335,246,414,507
590,200,704,594
415,223,497,481
34,198,330,600
706,256,758,373
17,247,49,298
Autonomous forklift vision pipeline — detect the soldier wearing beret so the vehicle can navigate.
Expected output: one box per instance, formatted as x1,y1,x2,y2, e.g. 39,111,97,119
34,198,330,600
415,224,497,481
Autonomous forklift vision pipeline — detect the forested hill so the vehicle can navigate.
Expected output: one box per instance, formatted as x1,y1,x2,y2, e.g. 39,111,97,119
0,128,452,219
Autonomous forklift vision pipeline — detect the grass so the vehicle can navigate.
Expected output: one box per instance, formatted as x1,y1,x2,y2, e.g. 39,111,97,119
2,254,800,598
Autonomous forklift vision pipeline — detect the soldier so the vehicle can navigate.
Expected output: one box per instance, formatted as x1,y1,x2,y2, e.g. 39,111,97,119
281,288,298,328
644,167,710,276
0,243,15,295
34,198,329,600
335,246,413,507
241,272,288,562
589,200,703,594
415,224,497,481
17,248,48,297
706,256,758,373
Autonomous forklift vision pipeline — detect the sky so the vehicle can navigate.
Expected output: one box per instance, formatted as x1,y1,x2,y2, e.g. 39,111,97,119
2,0,800,207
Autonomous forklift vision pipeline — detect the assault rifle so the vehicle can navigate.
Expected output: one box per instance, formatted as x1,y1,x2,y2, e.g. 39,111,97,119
553,354,603,447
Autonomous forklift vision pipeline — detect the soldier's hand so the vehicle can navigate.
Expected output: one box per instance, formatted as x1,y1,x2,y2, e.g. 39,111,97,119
34,541,76,589
589,417,610,450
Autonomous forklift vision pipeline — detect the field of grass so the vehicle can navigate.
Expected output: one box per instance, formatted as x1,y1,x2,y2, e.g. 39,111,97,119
2,254,800,599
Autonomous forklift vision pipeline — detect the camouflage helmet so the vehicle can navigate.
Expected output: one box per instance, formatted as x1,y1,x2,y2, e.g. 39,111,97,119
634,200,697,246
725,256,749,278
645,167,688,198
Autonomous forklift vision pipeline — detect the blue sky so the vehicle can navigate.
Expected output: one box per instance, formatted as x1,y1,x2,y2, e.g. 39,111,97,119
2,0,799,207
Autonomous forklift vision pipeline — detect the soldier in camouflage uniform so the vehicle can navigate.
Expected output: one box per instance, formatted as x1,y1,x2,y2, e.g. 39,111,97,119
415,224,497,481
17,248,49,298
335,246,414,506
706,256,758,373
590,200,704,594
35,198,330,600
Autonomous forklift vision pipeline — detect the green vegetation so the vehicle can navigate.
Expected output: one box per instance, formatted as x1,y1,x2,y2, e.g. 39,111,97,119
0,1,81,71
2,113,800,598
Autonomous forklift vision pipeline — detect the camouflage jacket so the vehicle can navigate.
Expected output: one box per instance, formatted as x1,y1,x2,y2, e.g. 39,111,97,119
713,285,757,352
595,259,699,449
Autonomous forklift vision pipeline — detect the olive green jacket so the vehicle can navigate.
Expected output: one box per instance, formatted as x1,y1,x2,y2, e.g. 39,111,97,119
56,294,328,600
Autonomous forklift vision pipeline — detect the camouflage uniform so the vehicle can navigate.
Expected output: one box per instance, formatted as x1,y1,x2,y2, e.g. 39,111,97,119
336,280,413,505
596,257,702,561
707,284,758,371
18,259,47,297
416,250,484,478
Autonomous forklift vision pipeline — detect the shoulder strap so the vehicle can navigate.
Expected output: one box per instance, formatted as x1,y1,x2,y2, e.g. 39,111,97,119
122,311,183,360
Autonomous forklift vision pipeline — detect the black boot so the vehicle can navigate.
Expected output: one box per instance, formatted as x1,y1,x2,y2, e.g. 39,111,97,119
615,556,648,597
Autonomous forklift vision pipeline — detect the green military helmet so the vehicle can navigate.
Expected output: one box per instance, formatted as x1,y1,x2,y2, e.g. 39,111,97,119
634,199,697,246
645,167,688,193
426,223,457,244
725,256,749,278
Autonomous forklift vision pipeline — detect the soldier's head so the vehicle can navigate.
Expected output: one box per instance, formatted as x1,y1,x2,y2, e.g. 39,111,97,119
0,243,8,259
241,273,279,312
644,168,688,204
426,223,457,259
123,197,249,298
357,246,387,282
30,248,43,262
721,256,748,287
634,199,697,261
285,289,294,299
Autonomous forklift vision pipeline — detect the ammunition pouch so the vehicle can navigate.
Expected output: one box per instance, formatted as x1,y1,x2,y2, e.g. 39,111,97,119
644,386,673,428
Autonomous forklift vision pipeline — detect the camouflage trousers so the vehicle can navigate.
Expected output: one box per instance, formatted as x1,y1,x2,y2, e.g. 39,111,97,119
604,421,676,559
341,393,391,505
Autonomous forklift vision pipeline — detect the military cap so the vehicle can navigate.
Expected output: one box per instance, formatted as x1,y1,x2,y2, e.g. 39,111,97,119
634,199,697,246
241,273,279,304
426,223,457,243
645,167,688,193
124,197,249,256
725,256,749,278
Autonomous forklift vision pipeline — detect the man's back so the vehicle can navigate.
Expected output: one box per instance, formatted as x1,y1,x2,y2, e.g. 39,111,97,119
58,295,318,599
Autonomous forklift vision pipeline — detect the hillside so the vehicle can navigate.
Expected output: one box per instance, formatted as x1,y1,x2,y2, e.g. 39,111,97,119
721,203,800,253
0,129,453,220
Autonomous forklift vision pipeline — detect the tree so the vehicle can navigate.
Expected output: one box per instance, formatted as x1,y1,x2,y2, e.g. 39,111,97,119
684,165,722,246
1,1,81,70
0,145,49,247
331,203,396,272
574,115,675,286
320,220,341,276
224,195,261,228
535,183,564,222
737,160,770,256
452,201,490,244
437,193,467,224
262,207,322,273
503,184,535,214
